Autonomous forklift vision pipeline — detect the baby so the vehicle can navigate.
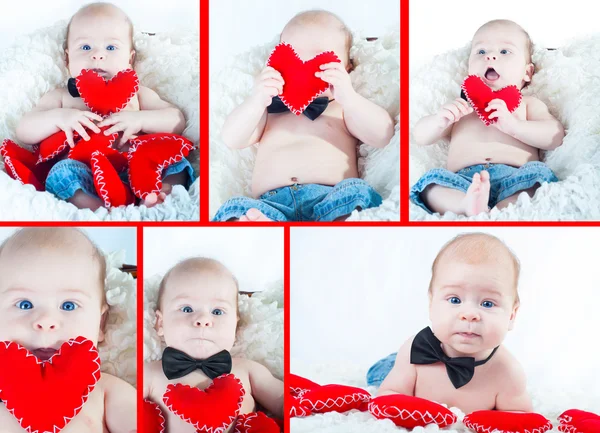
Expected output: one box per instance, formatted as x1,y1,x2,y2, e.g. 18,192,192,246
144,258,284,432
15,2,195,210
411,20,565,216
213,10,395,222
368,233,532,414
0,227,136,432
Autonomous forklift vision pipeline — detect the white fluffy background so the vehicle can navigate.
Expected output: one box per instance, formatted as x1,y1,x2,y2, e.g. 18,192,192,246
209,28,400,221
100,250,137,387
410,35,600,221
143,276,283,381
0,22,199,221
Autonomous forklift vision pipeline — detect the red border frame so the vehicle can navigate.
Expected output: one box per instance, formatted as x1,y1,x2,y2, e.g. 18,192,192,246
136,225,144,432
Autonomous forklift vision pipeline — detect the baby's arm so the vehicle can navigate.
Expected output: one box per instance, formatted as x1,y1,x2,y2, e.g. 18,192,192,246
377,337,417,396
248,360,284,418
136,86,186,135
412,98,473,146
15,89,102,147
495,361,533,412
103,374,138,433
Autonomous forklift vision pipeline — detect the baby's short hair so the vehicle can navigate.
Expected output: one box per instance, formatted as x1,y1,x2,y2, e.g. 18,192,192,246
64,2,135,56
474,19,533,64
428,232,521,305
157,257,240,319
0,227,107,304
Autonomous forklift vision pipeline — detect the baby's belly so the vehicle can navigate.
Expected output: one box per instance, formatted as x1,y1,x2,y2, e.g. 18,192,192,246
252,135,358,198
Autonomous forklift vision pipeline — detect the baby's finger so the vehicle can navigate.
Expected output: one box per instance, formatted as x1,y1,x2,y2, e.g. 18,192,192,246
265,86,280,98
440,108,457,123
456,98,472,110
81,118,101,134
83,111,103,122
444,104,461,121
104,123,125,136
488,111,499,119
65,129,75,148
73,123,90,141
454,101,471,116
98,117,117,129
260,69,284,83
320,62,343,70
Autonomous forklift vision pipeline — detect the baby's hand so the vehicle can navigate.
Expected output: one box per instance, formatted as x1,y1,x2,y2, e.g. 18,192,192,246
486,98,519,136
315,62,355,106
250,66,284,107
436,98,473,128
54,108,102,147
98,111,144,147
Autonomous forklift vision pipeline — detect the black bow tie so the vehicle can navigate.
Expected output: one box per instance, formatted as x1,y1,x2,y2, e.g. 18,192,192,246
67,78,81,98
162,347,232,380
267,95,331,120
410,327,498,389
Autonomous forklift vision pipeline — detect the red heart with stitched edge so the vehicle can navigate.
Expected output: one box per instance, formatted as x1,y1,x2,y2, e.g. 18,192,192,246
267,43,340,115
128,133,195,200
461,75,522,126
163,373,245,432
290,396,312,418
1,139,46,190
76,69,139,117
369,394,457,429
463,410,552,433
299,384,371,414
37,130,75,164
91,151,135,208
143,399,166,433
559,409,600,433
0,336,101,433
68,127,127,172
289,373,320,397
234,412,280,433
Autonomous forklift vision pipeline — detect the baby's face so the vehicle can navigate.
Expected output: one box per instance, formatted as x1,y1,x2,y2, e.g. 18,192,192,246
156,268,238,359
428,257,518,358
66,11,134,79
468,23,532,89
0,245,105,361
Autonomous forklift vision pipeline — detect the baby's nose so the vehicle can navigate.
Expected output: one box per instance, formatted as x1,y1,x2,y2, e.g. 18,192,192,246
33,316,59,331
486,54,497,61
460,310,480,322
91,52,105,60
194,318,213,328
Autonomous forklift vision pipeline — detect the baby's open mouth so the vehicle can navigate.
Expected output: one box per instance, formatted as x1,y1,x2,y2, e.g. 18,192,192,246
484,67,500,81
32,348,58,361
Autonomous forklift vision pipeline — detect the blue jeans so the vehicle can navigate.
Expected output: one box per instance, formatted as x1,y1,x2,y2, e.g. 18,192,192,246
410,161,558,214
366,353,397,387
45,158,195,201
212,178,383,222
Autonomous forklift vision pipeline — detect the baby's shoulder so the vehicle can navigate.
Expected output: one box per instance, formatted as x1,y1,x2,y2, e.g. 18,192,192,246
98,371,136,394
490,346,526,381
144,359,164,378
35,86,68,109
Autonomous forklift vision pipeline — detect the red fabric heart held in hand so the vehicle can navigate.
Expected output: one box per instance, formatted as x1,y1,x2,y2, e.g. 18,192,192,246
234,411,280,433
163,373,245,433
461,75,522,126
558,409,600,433
0,336,101,433
267,42,340,115
143,399,166,433
76,69,139,116
463,410,552,433
369,394,457,428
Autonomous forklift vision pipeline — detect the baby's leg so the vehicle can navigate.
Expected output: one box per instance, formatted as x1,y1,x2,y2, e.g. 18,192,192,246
494,186,537,210
239,208,273,221
422,171,490,216
69,191,104,211
45,159,104,211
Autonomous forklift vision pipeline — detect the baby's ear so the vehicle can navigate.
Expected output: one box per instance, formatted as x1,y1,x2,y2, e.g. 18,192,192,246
155,309,164,337
64,49,69,67
524,62,534,83
508,302,520,331
129,49,136,68
97,304,110,343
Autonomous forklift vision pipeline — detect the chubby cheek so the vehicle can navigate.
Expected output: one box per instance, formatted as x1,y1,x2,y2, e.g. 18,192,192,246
428,303,454,342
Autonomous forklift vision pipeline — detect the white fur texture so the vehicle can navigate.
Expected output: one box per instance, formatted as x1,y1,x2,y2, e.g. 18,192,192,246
209,28,400,221
100,250,137,387
290,359,600,432
144,276,283,381
0,22,199,221
410,35,600,220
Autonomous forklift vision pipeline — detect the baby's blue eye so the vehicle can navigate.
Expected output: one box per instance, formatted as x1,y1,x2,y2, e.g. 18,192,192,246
212,309,224,316
481,301,495,308
500,49,509,55
478,49,486,55
81,44,91,51
61,301,77,311
181,306,193,313
106,45,116,51
17,300,33,310
448,297,461,305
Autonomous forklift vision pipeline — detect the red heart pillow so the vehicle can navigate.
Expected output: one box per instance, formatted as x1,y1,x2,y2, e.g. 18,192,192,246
464,410,552,433
68,128,127,172
76,69,139,117
290,395,313,418
128,133,195,199
0,336,101,433
461,75,522,126
559,409,600,433
143,399,165,433
289,373,320,397
234,412,280,433
267,42,340,115
37,130,76,163
299,384,371,414
91,151,135,208
369,394,457,428
1,139,45,190
163,373,245,432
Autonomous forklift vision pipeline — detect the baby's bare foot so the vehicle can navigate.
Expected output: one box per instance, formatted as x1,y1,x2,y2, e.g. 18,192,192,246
141,192,158,208
242,208,272,221
141,184,171,208
462,171,490,216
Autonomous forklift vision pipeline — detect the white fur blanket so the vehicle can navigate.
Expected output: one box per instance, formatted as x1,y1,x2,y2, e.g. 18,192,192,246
410,35,600,221
291,359,600,432
144,276,283,381
209,28,400,221
100,250,137,387
0,23,199,221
